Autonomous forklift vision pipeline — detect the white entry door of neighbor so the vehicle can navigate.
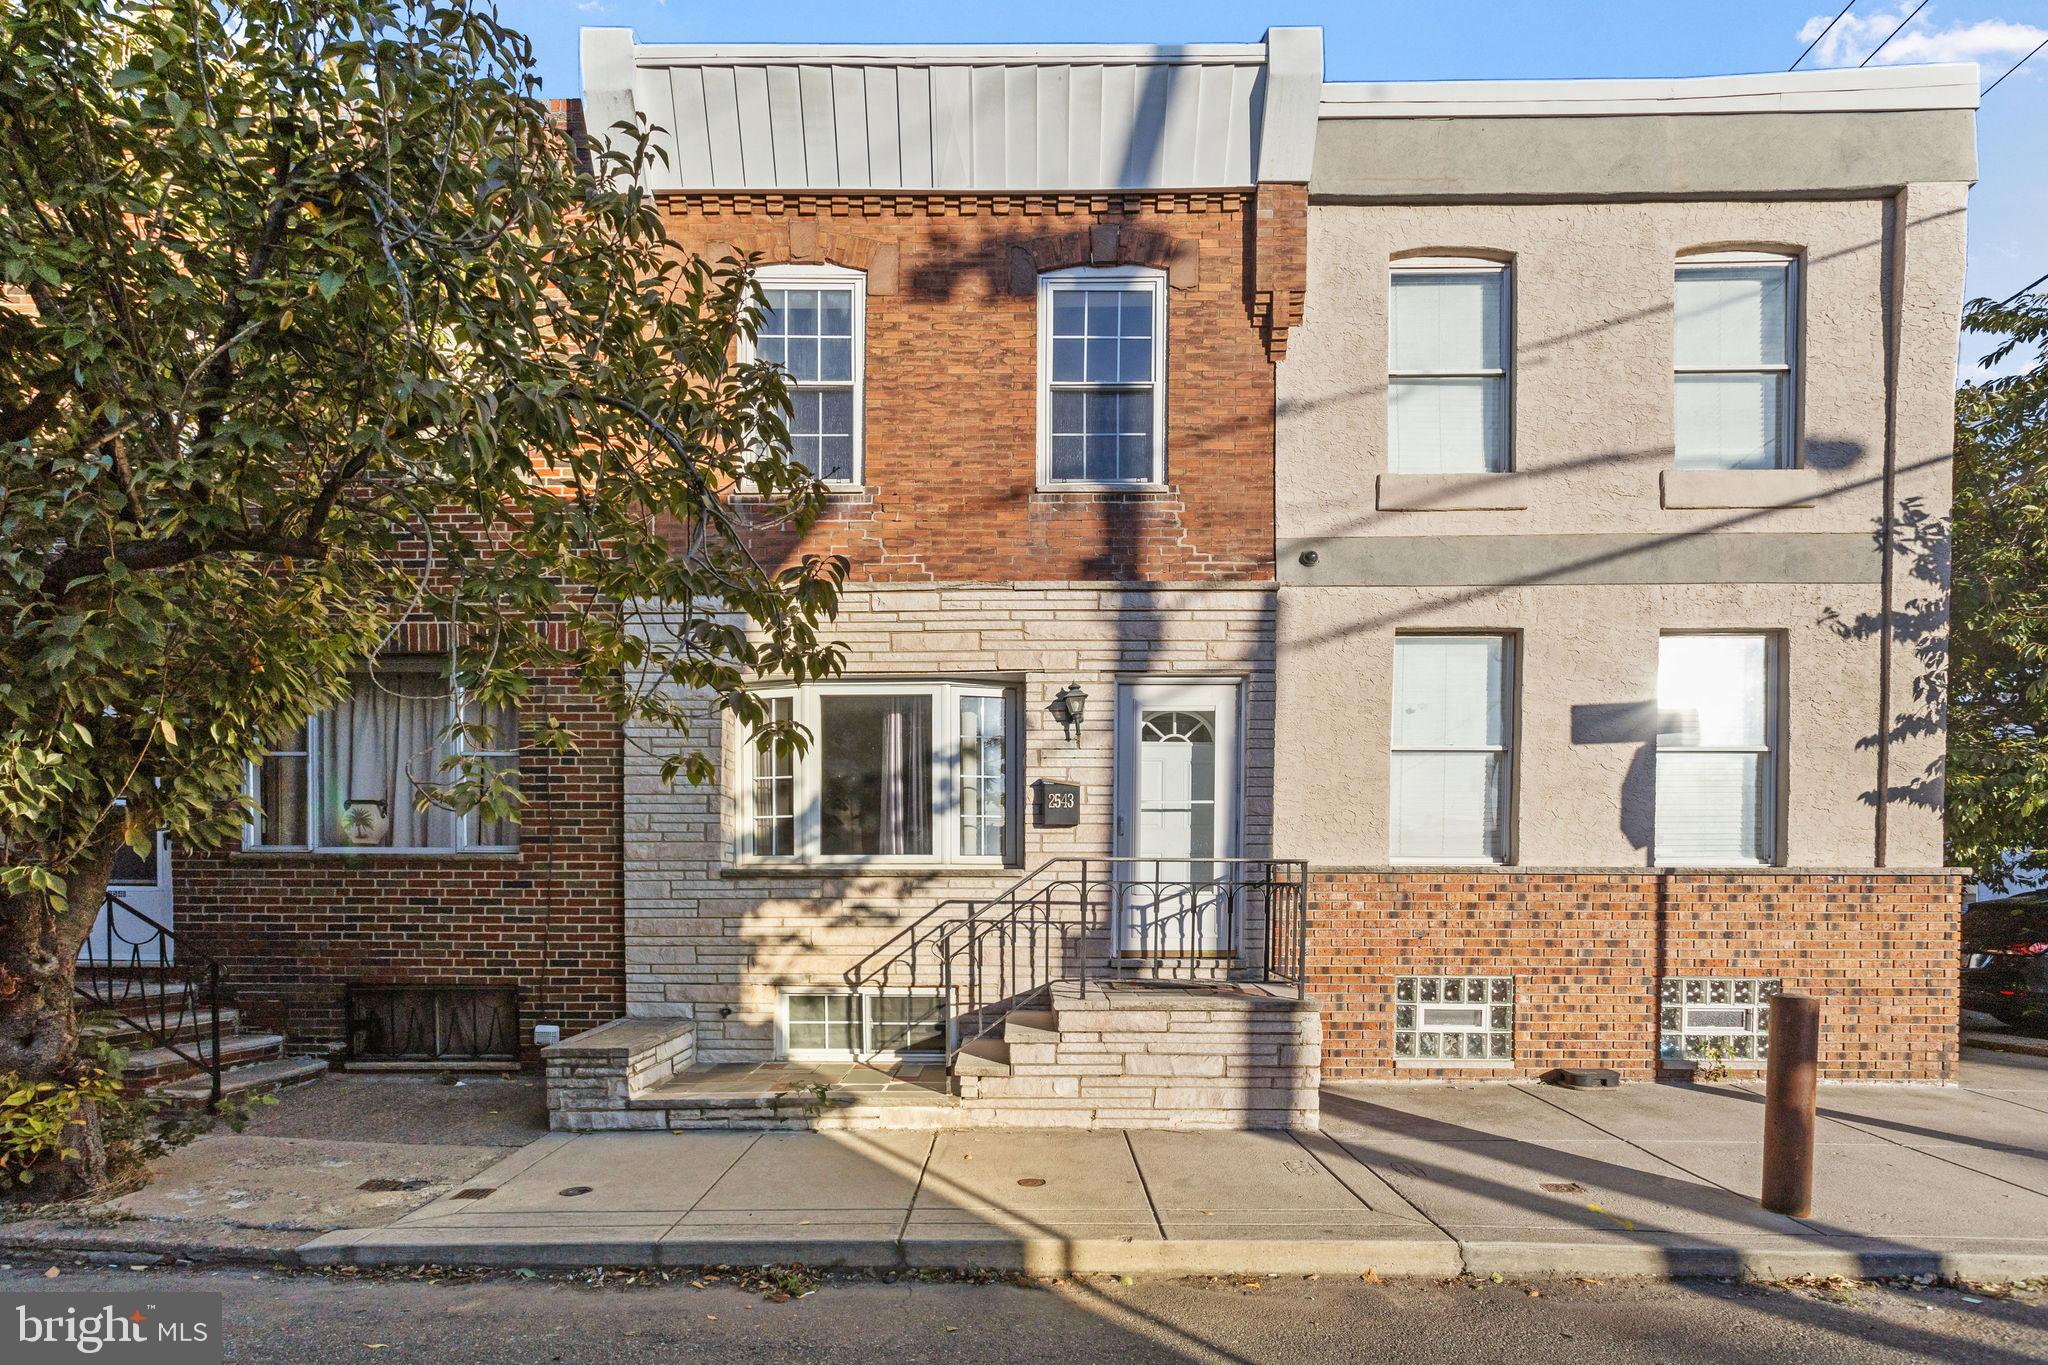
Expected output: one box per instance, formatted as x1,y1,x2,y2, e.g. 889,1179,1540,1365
1113,681,1241,958
83,831,174,963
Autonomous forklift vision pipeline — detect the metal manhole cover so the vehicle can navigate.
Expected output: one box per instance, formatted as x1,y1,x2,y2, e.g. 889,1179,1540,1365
559,1185,593,1197
450,1187,496,1201
1016,1178,1046,1188
356,1178,431,1193
1540,1182,1586,1194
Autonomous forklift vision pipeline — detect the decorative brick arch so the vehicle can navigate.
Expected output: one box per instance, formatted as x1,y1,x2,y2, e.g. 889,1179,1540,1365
1000,224,1200,298
692,219,902,294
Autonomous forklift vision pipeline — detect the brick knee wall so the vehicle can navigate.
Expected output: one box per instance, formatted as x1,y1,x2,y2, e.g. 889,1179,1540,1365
1309,870,1964,1083
172,667,625,1067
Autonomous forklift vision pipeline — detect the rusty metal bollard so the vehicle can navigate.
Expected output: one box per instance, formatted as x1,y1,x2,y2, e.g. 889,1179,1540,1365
1761,992,1822,1217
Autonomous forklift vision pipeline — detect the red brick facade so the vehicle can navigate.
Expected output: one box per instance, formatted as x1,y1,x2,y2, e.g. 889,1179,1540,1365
173,643,625,1064
1309,870,1966,1083
661,188,1295,583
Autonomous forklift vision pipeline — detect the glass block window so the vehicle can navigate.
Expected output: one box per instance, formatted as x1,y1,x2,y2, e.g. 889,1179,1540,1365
1659,976,1781,1064
1395,975,1514,1062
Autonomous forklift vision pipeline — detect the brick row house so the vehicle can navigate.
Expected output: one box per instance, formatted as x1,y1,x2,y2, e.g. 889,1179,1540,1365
152,26,1976,1122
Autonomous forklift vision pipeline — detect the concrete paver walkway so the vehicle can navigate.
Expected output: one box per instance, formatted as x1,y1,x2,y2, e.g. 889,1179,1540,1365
299,1050,2048,1280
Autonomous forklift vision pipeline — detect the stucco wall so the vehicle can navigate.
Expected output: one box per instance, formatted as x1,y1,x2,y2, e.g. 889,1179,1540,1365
1273,191,1965,869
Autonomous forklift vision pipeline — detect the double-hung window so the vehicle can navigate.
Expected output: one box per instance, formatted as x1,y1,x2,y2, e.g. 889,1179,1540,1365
1655,634,1777,865
752,265,864,485
1673,253,1797,469
1388,258,1511,473
743,681,1014,865
1039,266,1166,486
247,659,518,852
1390,635,1514,863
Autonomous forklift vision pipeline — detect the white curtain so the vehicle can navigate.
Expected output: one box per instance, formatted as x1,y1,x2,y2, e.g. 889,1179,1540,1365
1674,264,1789,470
1390,271,1507,474
1655,635,1772,864
320,668,457,848
1391,636,1508,861
879,699,932,856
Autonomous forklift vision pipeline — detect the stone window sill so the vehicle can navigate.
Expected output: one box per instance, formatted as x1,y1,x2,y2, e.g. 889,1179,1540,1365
1376,473,1529,511
1661,468,1821,509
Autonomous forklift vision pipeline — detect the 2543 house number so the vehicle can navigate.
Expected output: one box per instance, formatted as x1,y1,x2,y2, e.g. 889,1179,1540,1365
1034,780,1081,827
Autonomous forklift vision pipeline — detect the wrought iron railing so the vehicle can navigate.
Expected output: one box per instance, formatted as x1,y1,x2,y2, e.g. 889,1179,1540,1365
74,891,225,1108
845,857,1310,1061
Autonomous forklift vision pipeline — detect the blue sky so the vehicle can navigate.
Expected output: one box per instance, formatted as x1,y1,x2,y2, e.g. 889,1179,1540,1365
501,1,2045,373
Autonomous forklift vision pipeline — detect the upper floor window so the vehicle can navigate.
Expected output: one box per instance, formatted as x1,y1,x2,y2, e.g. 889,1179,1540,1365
743,681,1014,866
1673,253,1797,470
1389,258,1511,474
1391,634,1514,863
1038,266,1166,487
751,264,864,485
1655,633,1777,866
247,659,518,853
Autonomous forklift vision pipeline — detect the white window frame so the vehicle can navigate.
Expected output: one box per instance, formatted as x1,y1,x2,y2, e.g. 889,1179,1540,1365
1389,633,1516,866
1036,265,1169,489
1653,632,1780,868
1672,250,1799,471
746,263,867,488
242,663,519,855
775,987,954,1062
1388,255,1514,474
739,680,1017,867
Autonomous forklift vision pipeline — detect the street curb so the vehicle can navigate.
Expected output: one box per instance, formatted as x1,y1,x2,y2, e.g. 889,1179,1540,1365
1963,1031,2048,1059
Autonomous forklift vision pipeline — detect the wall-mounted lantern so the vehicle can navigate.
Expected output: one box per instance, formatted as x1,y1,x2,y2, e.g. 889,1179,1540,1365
1053,682,1089,740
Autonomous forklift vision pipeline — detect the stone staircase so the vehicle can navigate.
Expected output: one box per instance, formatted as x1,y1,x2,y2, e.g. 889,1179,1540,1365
79,975,328,1105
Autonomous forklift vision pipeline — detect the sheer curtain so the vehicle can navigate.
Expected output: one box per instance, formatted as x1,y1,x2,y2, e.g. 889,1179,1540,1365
879,699,931,856
320,667,457,848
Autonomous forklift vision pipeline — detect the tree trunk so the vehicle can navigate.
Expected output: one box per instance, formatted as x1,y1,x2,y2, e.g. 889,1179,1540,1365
0,838,121,1196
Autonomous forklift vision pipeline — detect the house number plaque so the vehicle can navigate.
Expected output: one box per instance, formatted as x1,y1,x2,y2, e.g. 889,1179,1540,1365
1033,780,1081,828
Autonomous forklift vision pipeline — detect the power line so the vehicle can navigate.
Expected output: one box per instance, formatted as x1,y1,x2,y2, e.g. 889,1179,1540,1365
1791,1,1859,70
1994,270,2048,309
1983,35,2048,97
1859,0,1930,67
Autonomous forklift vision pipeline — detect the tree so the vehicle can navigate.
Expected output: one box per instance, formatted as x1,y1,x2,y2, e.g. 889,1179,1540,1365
1950,282,2048,891
0,0,844,1190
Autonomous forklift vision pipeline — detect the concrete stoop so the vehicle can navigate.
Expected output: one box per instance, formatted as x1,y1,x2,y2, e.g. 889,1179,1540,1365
544,981,1322,1132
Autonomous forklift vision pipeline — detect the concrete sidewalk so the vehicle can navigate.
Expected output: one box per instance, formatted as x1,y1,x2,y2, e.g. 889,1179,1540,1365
297,1049,2048,1281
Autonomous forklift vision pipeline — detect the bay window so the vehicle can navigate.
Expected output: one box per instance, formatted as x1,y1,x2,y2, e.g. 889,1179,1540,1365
1389,258,1511,473
1039,266,1167,486
247,659,518,852
1655,634,1778,865
743,681,1015,865
1673,253,1797,470
1390,635,1514,863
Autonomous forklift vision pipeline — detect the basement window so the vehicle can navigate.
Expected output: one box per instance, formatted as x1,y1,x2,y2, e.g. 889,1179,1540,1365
1660,977,1781,1065
1395,975,1514,1063
346,985,520,1063
778,990,949,1061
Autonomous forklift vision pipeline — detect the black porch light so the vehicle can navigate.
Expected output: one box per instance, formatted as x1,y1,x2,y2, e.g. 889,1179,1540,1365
1054,682,1089,738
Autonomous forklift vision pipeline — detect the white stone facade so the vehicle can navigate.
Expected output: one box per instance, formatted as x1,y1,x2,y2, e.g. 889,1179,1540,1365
624,583,1278,1061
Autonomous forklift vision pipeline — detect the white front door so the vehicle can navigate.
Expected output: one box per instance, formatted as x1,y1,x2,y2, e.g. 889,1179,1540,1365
83,831,174,964
1114,682,1240,958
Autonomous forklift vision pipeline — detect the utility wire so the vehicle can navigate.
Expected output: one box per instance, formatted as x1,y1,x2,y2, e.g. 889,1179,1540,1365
1791,0,1859,70
1859,0,1930,67
1994,270,2048,309
1983,35,2048,97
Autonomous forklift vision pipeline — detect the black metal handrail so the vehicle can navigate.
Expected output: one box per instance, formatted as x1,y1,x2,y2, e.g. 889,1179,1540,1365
844,857,1309,1063
74,891,225,1108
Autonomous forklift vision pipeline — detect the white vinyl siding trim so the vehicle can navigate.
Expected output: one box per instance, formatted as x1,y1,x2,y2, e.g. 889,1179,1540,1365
1037,266,1168,488
1389,259,1511,474
740,681,1015,867
1673,254,1796,470
1655,634,1778,866
1390,635,1514,864
749,265,866,486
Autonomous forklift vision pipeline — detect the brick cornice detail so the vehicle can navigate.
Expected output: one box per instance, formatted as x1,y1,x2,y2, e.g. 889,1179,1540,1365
1251,182,1309,362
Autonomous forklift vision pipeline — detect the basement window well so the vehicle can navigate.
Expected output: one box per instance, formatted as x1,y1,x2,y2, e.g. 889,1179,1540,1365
778,990,949,1061
1395,975,1514,1063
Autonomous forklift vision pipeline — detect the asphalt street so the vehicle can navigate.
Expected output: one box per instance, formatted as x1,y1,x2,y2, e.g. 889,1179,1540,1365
3,1263,2044,1364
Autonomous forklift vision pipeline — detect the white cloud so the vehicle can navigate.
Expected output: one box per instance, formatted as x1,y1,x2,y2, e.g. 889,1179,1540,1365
1797,7,2045,69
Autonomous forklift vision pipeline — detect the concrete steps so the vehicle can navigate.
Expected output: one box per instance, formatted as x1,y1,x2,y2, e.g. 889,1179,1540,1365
156,1055,329,1105
77,970,322,1103
86,1008,244,1049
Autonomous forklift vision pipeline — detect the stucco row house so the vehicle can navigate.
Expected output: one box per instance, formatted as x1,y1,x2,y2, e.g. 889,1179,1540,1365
133,26,1977,1126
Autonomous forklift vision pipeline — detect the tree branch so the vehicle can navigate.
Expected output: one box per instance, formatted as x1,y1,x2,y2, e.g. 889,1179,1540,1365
40,530,327,592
